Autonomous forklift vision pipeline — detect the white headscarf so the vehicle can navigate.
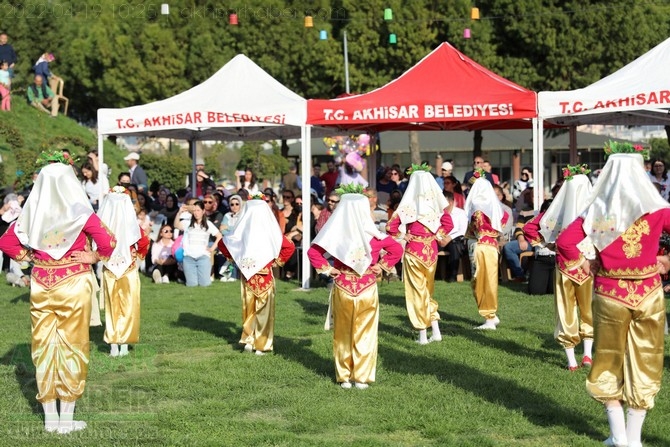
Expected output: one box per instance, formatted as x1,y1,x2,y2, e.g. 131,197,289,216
223,199,283,280
15,163,93,259
97,190,141,278
395,170,448,233
581,153,669,251
539,174,592,243
464,178,503,233
311,193,386,276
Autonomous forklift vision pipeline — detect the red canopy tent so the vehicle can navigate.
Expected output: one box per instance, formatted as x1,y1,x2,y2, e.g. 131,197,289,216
306,42,537,131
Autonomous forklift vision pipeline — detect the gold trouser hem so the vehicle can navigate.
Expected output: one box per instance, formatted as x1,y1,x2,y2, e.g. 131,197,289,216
240,281,276,352
103,268,141,344
471,244,498,319
554,267,593,348
402,254,439,330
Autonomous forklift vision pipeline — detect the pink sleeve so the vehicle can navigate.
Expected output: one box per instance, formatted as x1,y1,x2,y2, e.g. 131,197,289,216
0,223,29,260
556,217,586,266
307,244,330,271
386,213,401,237
523,212,544,246
83,214,117,259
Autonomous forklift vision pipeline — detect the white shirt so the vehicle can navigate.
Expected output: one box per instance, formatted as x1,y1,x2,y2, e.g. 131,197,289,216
448,206,468,239
182,220,219,258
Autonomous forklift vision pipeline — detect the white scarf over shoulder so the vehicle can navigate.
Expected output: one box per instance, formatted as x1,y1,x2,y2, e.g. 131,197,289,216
464,178,503,233
395,170,448,233
539,174,592,243
97,191,141,278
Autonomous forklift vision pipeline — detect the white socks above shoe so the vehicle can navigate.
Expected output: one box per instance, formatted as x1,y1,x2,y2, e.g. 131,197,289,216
475,319,497,330
583,339,593,359
416,329,428,345
43,401,58,432
429,320,442,342
605,406,627,446
626,408,646,447
110,344,119,357
58,400,87,434
565,347,578,368
119,344,129,356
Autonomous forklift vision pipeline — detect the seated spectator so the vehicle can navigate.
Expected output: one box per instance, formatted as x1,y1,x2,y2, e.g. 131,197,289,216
443,175,465,208
502,204,535,282
442,191,468,282
524,200,556,295
151,224,178,284
26,74,58,117
494,184,514,242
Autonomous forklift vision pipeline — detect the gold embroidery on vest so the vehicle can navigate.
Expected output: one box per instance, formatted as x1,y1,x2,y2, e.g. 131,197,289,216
621,219,649,259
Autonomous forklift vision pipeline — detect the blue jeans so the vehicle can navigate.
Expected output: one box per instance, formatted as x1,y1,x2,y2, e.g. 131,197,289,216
183,255,212,287
502,240,533,278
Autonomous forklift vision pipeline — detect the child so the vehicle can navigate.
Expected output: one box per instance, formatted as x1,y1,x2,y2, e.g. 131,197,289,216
0,60,11,111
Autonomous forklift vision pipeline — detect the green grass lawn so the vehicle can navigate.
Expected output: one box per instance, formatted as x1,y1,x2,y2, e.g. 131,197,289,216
0,276,668,446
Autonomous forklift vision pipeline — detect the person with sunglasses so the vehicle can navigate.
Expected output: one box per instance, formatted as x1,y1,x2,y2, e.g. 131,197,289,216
151,224,178,284
315,192,341,234
219,195,244,282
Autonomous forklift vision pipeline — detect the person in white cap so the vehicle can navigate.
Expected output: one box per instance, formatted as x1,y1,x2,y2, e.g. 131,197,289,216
123,152,148,192
308,184,402,389
523,164,594,371
217,195,295,355
387,164,453,344
436,161,453,189
464,167,509,330
98,186,151,358
557,142,670,447
0,151,116,434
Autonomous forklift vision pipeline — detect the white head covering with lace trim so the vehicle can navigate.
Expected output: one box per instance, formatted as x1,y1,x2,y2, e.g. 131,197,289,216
223,199,283,280
464,178,503,233
581,153,669,251
311,193,386,276
395,170,448,233
97,190,141,278
15,163,93,260
539,174,592,243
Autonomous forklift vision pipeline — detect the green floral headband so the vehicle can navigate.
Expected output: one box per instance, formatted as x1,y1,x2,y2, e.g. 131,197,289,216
603,140,650,160
334,183,363,195
562,164,591,181
469,167,487,184
35,150,76,168
406,163,431,176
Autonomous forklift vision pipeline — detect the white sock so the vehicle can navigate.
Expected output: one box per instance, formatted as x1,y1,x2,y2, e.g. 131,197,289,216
417,329,428,344
430,320,442,340
626,408,646,446
605,406,627,445
43,400,58,432
119,344,129,356
583,339,593,358
565,348,578,367
110,344,119,357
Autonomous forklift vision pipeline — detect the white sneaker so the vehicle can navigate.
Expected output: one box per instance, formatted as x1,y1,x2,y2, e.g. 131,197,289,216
57,420,87,434
255,350,265,356
162,275,170,284
603,436,628,447
429,334,442,342
340,381,352,389
492,316,500,326
354,382,369,390
243,344,253,353
475,320,497,330
152,269,162,283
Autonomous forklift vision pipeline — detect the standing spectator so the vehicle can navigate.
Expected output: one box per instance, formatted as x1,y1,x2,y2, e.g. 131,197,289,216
389,168,406,193
648,158,670,201
33,53,63,95
376,167,396,195
0,33,17,77
365,189,388,233
337,154,368,188
320,159,339,196
308,187,403,389
237,167,260,196
281,163,301,196
525,165,594,370
151,224,178,284
556,145,669,447
174,200,221,287
442,175,465,209
463,156,494,193
194,170,215,199
512,167,533,201
80,161,101,211
0,156,116,434
464,168,509,330
315,191,340,233
124,152,148,192
436,161,453,189
387,166,453,344
86,149,109,192
98,187,150,357
482,160,500,185
0,60,11,111
280,189,302,280
217,198,295,355
27,74,58,117
310,163,325,199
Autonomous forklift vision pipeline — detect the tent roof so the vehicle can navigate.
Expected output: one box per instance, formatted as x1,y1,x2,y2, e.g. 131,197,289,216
97,54,307,140
539,37,670,126
306,42,537,132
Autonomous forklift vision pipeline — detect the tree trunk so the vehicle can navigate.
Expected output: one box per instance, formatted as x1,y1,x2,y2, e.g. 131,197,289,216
473,130,483,157
409,131,421,165
665,125,670,143
281,139,289,158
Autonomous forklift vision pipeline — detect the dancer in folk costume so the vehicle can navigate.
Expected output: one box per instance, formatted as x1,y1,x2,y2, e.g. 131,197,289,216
0,153,116,434
217,195,295,355
464,168,509,330
98,186,150,357
387,165,453,344
308,185,402,389
556,143,670,447
523,164,594,371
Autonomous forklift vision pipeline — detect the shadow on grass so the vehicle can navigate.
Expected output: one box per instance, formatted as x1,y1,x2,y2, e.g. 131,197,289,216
0,343,39,415
294,298,328,318
379,342,602,440
274,335,333,381
10,291,30,304
379,291,406,309
173,313,240,345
